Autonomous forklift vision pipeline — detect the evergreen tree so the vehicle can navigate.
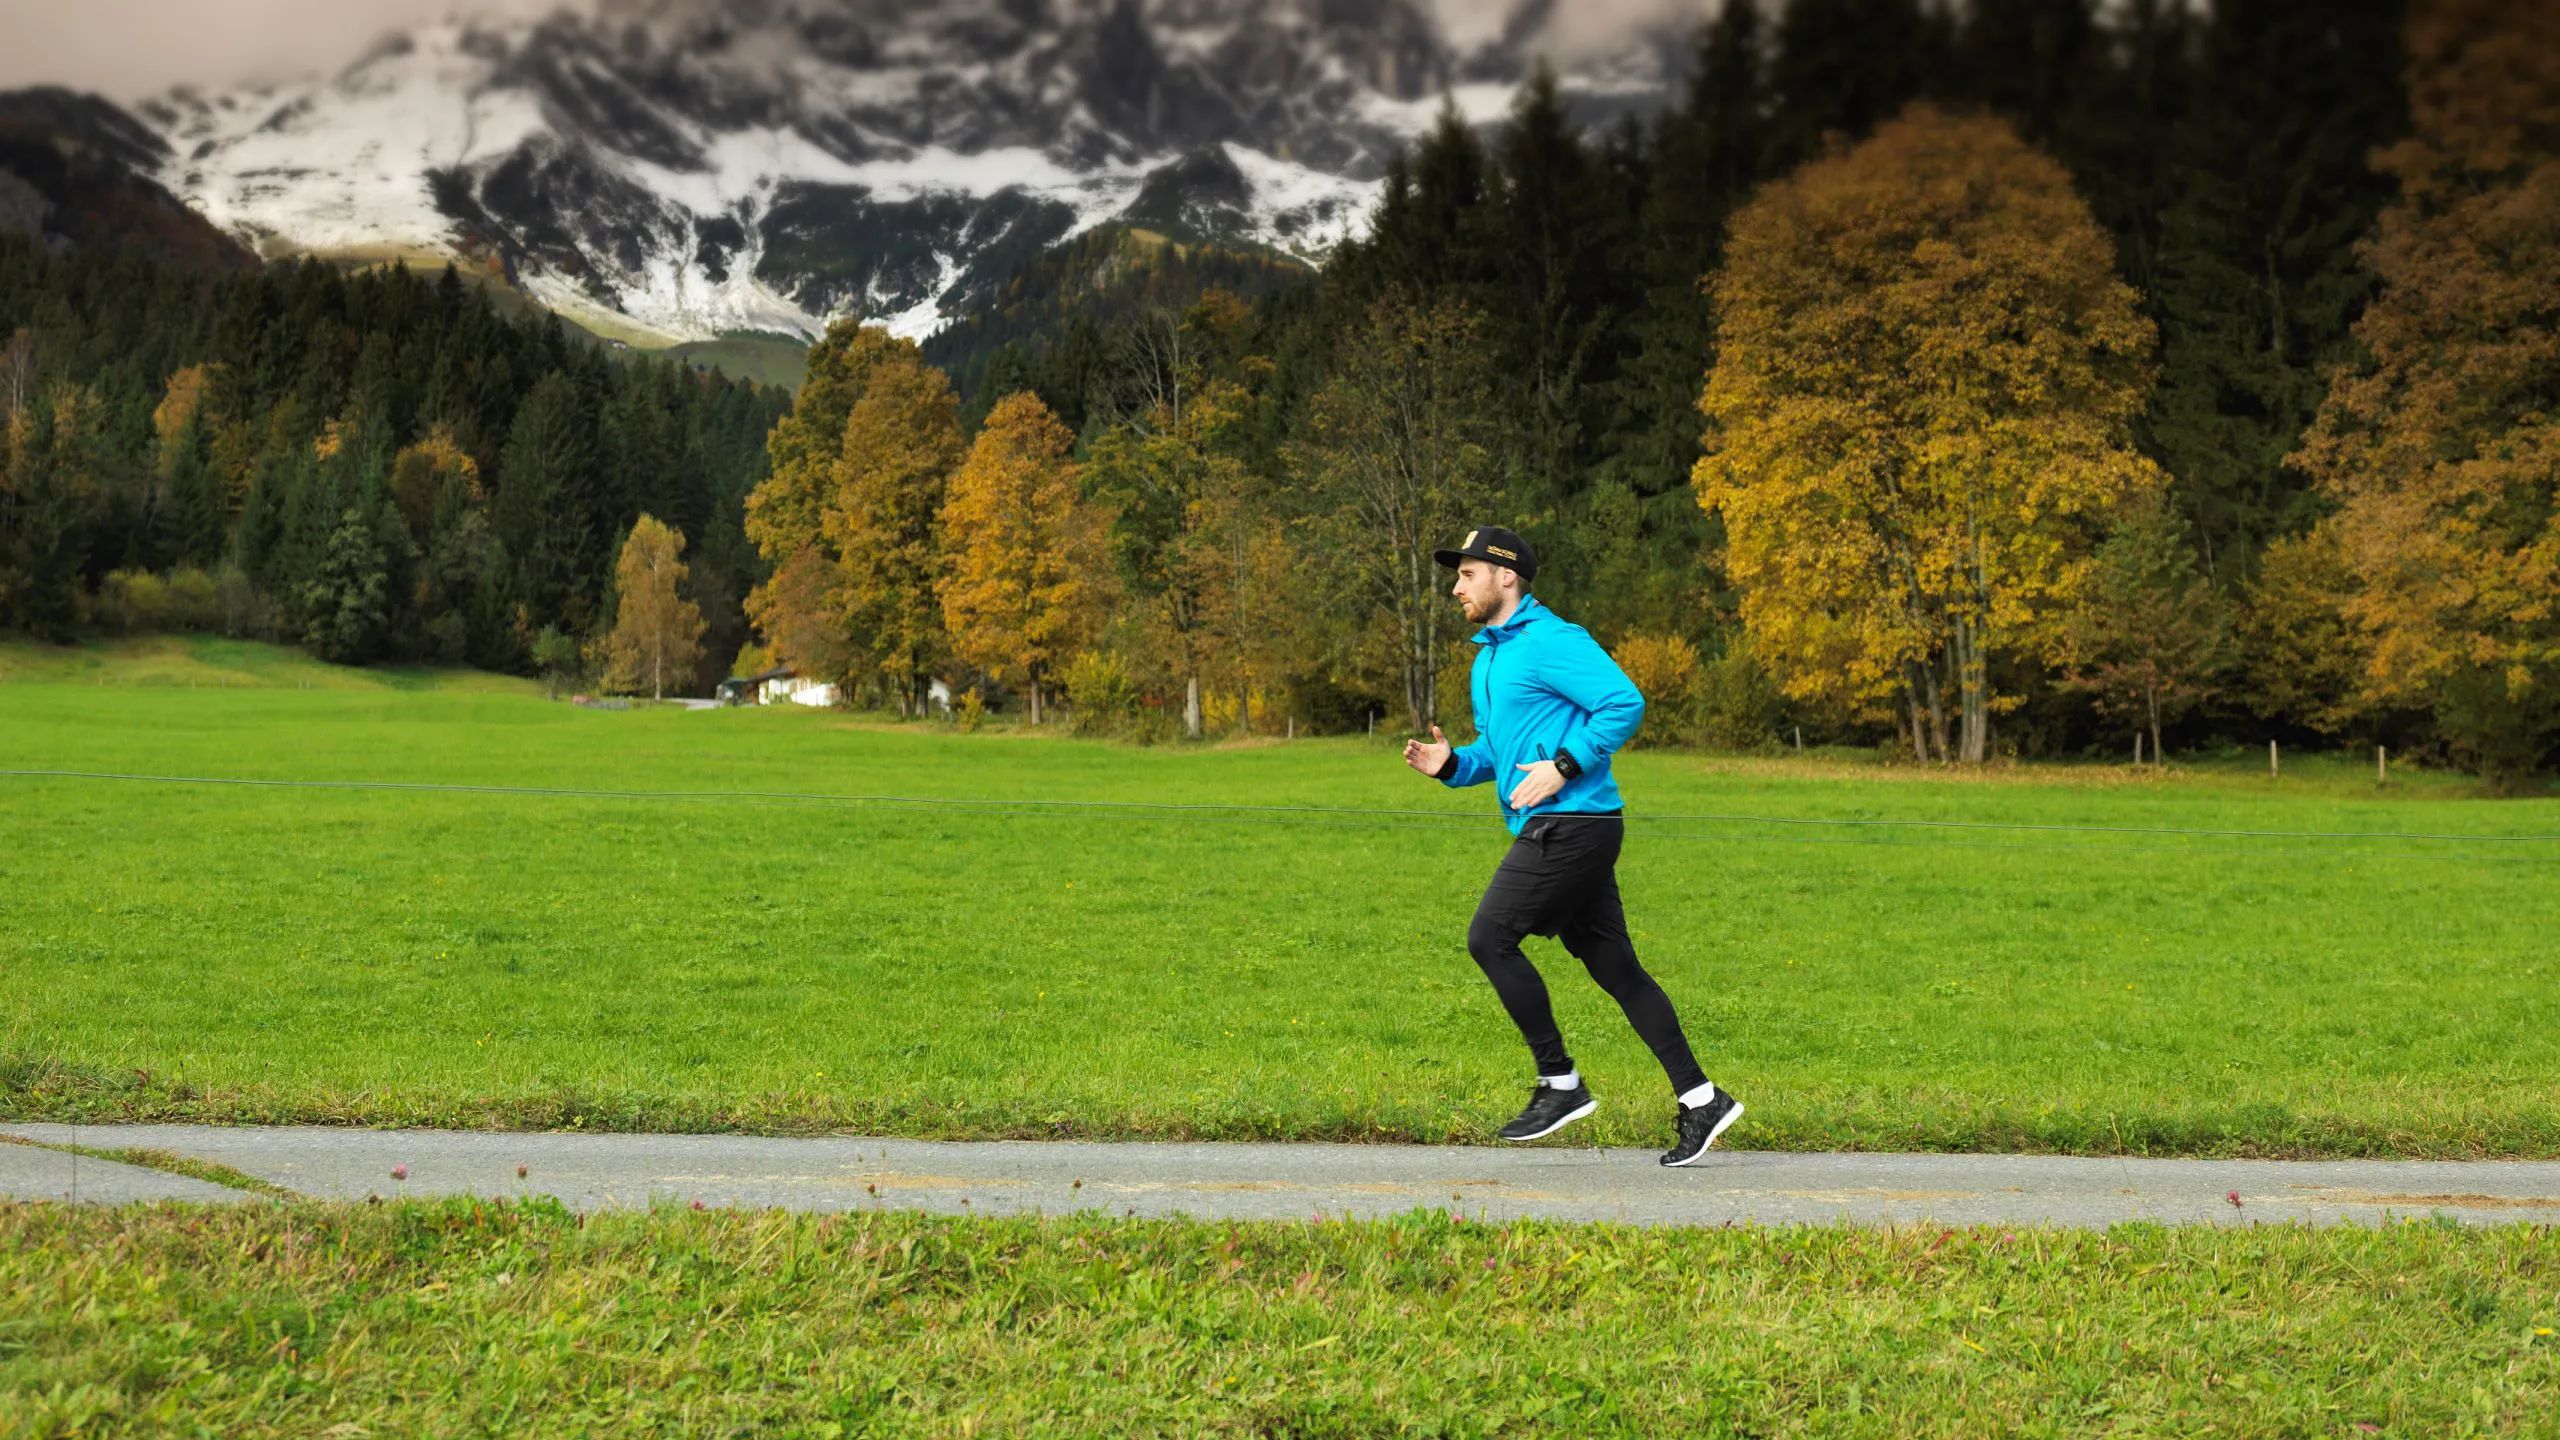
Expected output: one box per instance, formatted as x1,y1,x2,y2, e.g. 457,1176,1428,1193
301,505,391,664
494,370,603,632
2143,0,2407,579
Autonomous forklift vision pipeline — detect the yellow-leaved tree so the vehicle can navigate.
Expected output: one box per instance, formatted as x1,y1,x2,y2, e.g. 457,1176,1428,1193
1696,104,2164,763
603,514,706,701
826,345,963,715
386,423,481,543
937,392,1110,725
2291,0,2560,787
744,322,907,564
741,325,962,713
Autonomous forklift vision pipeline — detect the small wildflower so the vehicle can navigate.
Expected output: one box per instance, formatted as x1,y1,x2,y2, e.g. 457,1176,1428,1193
690,1198,706,1212
516,1164,528,1179
2226,1191,2242,1208
390,1164,408,1181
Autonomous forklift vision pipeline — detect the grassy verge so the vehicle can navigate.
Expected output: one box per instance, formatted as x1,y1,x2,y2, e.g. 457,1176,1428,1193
0,1133,291,1199
5,670,2559,1157
3,1198,2553,1437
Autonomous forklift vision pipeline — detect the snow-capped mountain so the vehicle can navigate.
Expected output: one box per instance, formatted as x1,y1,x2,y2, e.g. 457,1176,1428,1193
135,0,1702,344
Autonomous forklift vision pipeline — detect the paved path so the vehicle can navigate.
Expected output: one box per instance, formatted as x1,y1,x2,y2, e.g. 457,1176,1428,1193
9,1125,2560,1227
0,1137,254,1206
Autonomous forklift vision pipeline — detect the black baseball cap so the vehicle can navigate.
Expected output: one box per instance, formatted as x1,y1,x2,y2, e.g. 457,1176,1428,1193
1434,525,1538,582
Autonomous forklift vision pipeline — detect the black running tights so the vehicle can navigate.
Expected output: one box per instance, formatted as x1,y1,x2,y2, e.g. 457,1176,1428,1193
1463,815,1709,1096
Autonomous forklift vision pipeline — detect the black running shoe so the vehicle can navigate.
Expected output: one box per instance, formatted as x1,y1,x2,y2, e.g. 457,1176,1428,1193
1661,1088,1744,1166
1499,1082,1598,1142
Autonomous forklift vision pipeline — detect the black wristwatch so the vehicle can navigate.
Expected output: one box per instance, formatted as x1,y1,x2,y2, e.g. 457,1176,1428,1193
1552,748,1583,781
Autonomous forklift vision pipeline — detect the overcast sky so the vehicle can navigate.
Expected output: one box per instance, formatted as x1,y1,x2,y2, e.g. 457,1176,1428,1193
0,0,1709,102
0,0,565,99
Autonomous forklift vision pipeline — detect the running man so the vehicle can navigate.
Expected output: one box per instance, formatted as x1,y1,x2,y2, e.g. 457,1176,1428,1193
1402,526,1743,1166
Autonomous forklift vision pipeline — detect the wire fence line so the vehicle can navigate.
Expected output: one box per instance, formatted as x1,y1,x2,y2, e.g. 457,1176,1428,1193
7,768,2557,859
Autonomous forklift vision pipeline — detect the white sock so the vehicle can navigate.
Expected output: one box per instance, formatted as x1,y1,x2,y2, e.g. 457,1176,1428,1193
1677,1081,1717,1109
1542,1069,1581,1091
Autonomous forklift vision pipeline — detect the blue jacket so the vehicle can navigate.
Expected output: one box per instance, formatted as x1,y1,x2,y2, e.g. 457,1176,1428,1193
1440,595,1645,834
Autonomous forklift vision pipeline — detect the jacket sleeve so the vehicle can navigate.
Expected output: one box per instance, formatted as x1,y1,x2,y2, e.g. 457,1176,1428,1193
1439,732,1494,788
1545,626,1645,773
1439,654,1495,787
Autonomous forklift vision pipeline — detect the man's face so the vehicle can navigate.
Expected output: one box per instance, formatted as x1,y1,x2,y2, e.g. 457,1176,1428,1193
1451,560,1511,625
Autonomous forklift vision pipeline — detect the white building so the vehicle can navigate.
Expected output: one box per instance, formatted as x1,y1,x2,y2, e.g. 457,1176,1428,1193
730,665,948,711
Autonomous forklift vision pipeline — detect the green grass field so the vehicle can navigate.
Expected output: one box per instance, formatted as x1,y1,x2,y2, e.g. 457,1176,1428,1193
5,1198,2553,1437
5,638,2559,1157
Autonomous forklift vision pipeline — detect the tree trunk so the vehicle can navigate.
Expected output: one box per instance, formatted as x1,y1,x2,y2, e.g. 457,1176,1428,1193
1954,617,1988,764
1029,680,1043,726
652,648,663,702
1901,671,1928,762
2146,683,2162,768
1184,674,1201,740
1922,660,1951,763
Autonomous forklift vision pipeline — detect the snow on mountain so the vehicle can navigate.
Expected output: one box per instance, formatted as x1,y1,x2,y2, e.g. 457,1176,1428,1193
135,0,1703,345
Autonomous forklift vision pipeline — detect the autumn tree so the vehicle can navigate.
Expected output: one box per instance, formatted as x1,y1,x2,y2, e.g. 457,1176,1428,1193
740,326,964,714
1082,293,1269,738
746,544,854,695
603,514,708,700
937,392,1108,725
2292,0,2560,786
826,348,963,714
387,424,481,543
1291,292,1504,733
2234,527,2375,738
152,363,228,563
1696,104,2165,763
744,321,907,564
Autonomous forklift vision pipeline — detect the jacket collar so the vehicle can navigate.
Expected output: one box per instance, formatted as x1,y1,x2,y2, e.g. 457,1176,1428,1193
1472,593,1547,646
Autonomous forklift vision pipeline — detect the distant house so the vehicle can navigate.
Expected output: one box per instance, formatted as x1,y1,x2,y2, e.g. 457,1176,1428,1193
716,665,954,712
762,668,838,708
715,666,787,706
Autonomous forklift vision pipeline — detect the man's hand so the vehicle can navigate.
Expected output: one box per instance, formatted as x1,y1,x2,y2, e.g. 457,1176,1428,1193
1403,724,1453,778
1508,760,1566,811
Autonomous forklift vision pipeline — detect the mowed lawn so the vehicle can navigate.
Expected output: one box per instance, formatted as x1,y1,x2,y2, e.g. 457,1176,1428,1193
4,639,2558,1156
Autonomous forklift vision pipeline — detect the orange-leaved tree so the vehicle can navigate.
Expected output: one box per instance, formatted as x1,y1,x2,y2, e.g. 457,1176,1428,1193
2291,0,2560,786
603,514,706,701
1696,104,2164,763
937,391,1111,724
